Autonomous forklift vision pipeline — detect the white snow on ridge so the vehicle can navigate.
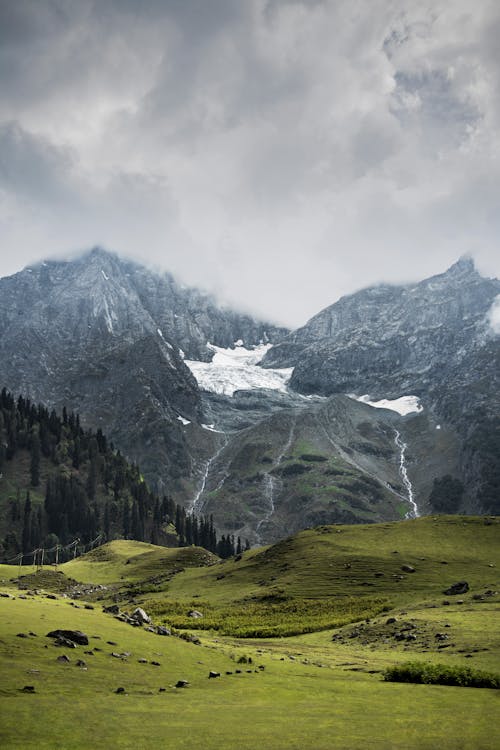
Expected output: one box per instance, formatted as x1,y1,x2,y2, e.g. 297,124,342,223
185,342,293,397
353,394,423,416
487,294,500,334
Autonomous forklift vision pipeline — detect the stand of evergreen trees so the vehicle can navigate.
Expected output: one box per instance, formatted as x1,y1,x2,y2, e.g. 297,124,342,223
0,388,248,563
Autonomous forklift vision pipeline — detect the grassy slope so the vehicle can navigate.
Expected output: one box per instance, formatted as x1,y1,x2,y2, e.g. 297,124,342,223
0,517,499,749
0,595,498,750
155,515,499,605
63,540,217,584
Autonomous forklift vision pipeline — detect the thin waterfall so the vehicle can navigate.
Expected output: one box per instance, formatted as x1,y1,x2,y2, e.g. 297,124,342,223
394,429,419,518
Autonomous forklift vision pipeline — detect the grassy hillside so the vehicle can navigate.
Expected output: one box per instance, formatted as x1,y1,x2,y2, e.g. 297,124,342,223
0,516,498,749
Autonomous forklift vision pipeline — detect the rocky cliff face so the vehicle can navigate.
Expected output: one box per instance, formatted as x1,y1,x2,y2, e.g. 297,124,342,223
263,257,499,396
1,250,497,542
262,257,500,514
0,248,287,498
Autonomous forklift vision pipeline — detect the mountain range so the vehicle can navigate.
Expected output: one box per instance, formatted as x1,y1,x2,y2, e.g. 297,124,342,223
0,248,498,544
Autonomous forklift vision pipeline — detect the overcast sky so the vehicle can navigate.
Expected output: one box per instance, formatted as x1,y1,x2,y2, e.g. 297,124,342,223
0,0,499,327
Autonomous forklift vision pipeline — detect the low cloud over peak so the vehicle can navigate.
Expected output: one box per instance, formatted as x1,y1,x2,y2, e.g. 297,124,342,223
1,0,499,326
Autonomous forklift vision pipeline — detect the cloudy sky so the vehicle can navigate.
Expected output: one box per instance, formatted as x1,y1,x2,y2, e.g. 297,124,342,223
1,0,499,326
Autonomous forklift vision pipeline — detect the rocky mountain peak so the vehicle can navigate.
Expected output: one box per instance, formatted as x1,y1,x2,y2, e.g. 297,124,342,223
444,254,477,277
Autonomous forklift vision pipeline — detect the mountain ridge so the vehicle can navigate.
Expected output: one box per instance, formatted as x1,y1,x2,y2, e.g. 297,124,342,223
0,248,498,541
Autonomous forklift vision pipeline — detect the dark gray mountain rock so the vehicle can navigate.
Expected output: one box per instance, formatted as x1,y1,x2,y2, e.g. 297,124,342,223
1,249,497,541
262,257,500,513
263,257,499,398
0,248,287,497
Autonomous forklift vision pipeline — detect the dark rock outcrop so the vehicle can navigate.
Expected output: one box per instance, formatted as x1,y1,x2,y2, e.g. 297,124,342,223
47,629,89,645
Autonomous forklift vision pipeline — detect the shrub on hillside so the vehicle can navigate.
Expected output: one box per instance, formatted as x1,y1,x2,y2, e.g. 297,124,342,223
383,661,500,689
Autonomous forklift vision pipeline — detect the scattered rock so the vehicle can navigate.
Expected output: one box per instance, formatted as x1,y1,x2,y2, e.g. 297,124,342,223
58,635,78,648
16,633,28,638
131,607,151,625
46,594,58,600
188,610,203,619
57,655,71,663
138,658,148,664
159,687,166,692
175,680,189,688
103,604,120,615
443,582,469,595
46,630,89,646
107,641,118,646
21,686,36,693
386,617,397,625
111,652,122,659
208,671,220,679
76,660,86,667
151,661,161,667
84,604,94,610
401,565,415,573
157,626,171,636
115,687,126,694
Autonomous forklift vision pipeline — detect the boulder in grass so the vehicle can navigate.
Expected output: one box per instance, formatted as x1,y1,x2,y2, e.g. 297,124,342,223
55,636,77,648
131,607,151,624
103,604,120,615
175,680,189,688
157,626,171,636
188,610,203,619
443,581,469,596
47,629,89,646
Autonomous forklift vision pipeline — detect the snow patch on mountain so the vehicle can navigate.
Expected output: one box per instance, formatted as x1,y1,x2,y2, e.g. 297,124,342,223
487,294,500,334
185,342,293,396
352,394,423,416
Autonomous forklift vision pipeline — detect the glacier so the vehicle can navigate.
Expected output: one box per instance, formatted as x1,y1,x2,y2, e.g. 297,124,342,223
352,394,423,416
185,342,293,397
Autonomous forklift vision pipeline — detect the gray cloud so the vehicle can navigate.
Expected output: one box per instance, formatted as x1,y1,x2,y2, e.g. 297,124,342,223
0,0,499,327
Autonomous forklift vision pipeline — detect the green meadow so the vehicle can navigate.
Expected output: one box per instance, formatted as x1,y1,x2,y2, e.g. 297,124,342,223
0,516,499,749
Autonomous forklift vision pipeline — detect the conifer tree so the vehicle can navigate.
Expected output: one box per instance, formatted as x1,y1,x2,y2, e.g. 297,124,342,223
30,432,41,487
22,492,32,553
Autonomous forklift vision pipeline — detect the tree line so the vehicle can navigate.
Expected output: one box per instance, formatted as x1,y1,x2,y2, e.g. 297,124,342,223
0,388,248,562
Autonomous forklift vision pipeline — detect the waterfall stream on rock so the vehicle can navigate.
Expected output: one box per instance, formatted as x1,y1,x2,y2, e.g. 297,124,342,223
394,429,419,518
